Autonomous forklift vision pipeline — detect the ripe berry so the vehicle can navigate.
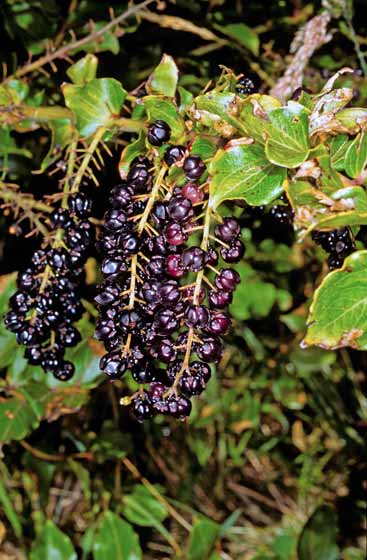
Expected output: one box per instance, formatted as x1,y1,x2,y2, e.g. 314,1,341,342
197,336,223,363
53,361,75,381
270,205,293,226
236,76,255,95
50,208,72,228
128,163,151,190
147,120,171,146
110,184,134,209
207,312,231,335
327,253,344,270
181,183,204,204
182,247,205,272
164,222,188,245
166,254,186,278
153,309,179,334
164,145,185,166
132,395,153,421
168,196,193,223
220,239,245,263
184,305,209,328
215,218,240,242
183,156,206,181
208,289,232,309
215,268,240,292
68,193,92,218
100,352,127,379
104,209,127,231
180,373,205,396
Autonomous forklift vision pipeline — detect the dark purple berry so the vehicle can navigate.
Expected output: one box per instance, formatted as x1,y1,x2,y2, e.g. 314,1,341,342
184,305,209,328
182,247,205,272
164,145,185,166
215,218,240,242
183,156,206,181
68,193,92,218
147,120,171,147
220,239,245,263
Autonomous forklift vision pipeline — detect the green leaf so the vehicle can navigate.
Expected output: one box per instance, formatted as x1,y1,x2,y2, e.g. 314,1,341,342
0,383,50,443
208,143,285,209
30,520,77,560
123,485,172,546
187,516,219,560
143,96,185,141
219,22,259,55
0,479,22,538
73,21,120,55
298,506,339,560
38,117,75,172
123,485,167,526
66,54,98,85
265,102,310,168
118,132,146,179
230,278,277,320
178,86,194,114
147,54,178,98
344,132,367,179
304,250,367,350
329,134,350,171
239,94,282,142
93,511,142,560
192,91,244,135
190,136,217,160
63,78,127,136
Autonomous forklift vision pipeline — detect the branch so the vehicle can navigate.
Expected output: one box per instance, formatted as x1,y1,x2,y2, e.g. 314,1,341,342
5,0,157,82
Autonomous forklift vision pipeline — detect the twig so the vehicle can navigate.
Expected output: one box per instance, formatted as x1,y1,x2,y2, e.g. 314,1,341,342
5,0,157,82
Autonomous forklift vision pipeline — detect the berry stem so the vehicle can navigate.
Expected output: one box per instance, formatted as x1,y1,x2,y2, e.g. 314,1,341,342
137,165,166,234
72,127,107,192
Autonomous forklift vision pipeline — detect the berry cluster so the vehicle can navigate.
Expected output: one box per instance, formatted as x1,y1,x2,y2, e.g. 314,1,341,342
4,193,93,380
95,120,245,421
311,227,355,270
269,203,294,226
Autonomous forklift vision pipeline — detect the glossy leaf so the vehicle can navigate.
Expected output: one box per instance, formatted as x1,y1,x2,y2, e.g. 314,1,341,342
265,102,310,168
30,520,77,560
329,134,350,171
239,94,281,143
304,251,367,350
187,516,219,560
344,131,367,178
118,132,146,179
147,54,178,97
66,54,98,85
63,78,127,136
208,142,285,209
192,91,244,135
298,506,339,560
93,511,142,560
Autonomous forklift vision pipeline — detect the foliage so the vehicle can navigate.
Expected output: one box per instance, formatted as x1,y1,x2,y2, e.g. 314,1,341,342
0,0,366,558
